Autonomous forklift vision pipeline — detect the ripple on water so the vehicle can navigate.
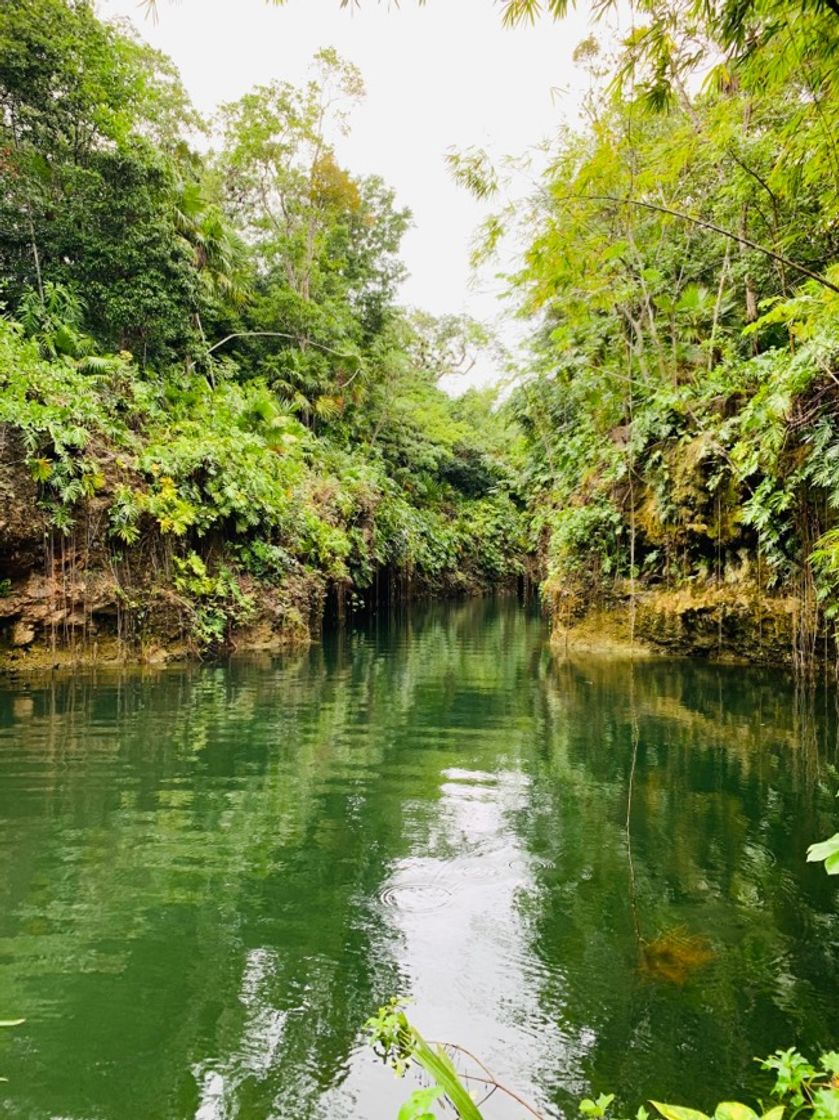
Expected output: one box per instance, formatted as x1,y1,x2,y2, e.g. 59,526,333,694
378,882,453,913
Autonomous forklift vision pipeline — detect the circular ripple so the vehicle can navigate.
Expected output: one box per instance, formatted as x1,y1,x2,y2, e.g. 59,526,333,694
379,883,453,912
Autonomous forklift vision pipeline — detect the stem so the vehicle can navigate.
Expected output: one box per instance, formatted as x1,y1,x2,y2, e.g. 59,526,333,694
708,240,732,372
428,1041,548,1120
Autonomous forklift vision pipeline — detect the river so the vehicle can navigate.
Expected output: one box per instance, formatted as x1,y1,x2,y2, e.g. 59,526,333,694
1,597,838,1119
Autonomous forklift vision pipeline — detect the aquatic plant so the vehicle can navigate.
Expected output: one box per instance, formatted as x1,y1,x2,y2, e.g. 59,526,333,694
369,1002,839,1120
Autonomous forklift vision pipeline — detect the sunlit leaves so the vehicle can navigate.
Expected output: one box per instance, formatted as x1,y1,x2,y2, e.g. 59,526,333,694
397,1086,444,1120
651,1103,712,1120
715,1104,759,1120
367,1000,484,1120
583,1094,618,1117
806,833,839,874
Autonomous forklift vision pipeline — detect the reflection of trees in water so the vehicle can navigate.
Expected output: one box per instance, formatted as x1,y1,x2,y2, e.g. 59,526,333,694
3,605,837,1120
517,655,839,1116
0,597,546,1120
0,663,403,1118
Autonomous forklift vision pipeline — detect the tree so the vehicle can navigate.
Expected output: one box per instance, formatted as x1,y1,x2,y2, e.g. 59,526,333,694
0,0,210,364
213,50,410,420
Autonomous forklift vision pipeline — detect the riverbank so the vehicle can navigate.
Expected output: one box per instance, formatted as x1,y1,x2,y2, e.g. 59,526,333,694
0,537,322,673
0,317,527,673
0,626,309,675
551,581,815,668
0,549,524,673
3,570,816,675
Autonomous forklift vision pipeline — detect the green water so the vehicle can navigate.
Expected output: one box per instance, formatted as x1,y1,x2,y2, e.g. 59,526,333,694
1,599,838,1120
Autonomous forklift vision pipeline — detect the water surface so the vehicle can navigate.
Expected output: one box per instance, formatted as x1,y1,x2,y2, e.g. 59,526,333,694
1,599,838,1120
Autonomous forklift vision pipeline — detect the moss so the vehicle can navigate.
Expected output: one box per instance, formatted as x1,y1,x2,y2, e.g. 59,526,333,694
551,609,659,659
552,582,806,667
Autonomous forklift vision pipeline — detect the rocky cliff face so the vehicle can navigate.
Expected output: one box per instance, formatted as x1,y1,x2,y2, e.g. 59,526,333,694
551,582,819,669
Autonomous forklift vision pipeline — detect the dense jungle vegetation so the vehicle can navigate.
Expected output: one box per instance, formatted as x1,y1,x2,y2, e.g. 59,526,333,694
1,0,839,669
0,0,526,659
481,0,839,667
2,7,839,1120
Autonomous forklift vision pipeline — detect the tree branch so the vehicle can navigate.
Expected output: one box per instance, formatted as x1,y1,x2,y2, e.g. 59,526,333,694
207,330,358,361
554,192,839,294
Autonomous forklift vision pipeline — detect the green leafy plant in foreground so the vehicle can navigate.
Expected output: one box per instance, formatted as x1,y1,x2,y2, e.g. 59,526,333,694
808,834,839,875
172,552,257,651
367,1000,483,1120
369,1001,839,1120
807,793,839,876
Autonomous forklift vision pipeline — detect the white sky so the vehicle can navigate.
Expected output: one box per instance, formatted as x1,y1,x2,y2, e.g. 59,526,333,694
97,0,604,384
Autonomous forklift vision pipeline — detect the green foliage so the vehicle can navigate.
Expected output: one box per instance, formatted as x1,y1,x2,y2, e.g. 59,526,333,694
581,1093,619,1117
0,286,524,652
0,0,207,364
397,1086,445,1120
367,1000,484,1120
4,0,839,668
759,1050,839,1120
546,501,624,580
807,833,839,875
0,6,528,658
462,0,839,643
173,552,256,649
369,1003,839,1120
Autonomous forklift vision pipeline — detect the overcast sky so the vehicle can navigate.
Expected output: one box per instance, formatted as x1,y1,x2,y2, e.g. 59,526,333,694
97,0,604,382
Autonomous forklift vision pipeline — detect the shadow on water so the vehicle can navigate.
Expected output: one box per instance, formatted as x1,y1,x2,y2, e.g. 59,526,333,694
0,598,837,1119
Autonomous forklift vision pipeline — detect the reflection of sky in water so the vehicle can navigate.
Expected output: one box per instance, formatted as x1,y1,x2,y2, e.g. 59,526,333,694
193,949,291,1120
0,598,837,1120
329,765,583,1119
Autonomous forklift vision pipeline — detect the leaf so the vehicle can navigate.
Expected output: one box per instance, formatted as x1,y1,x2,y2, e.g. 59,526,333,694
652,1103,712,1120
603,240,630,261
31,457,54,482
398,1086,444,1120
820,1053,839,1076
582,1093,615,1117
813,1088,839,1120
760,1106,785,1120
715,1103,758,1120
582,1099,612,1117
0,1020,24,1028
806,834,839,875
411,1037,484,1120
